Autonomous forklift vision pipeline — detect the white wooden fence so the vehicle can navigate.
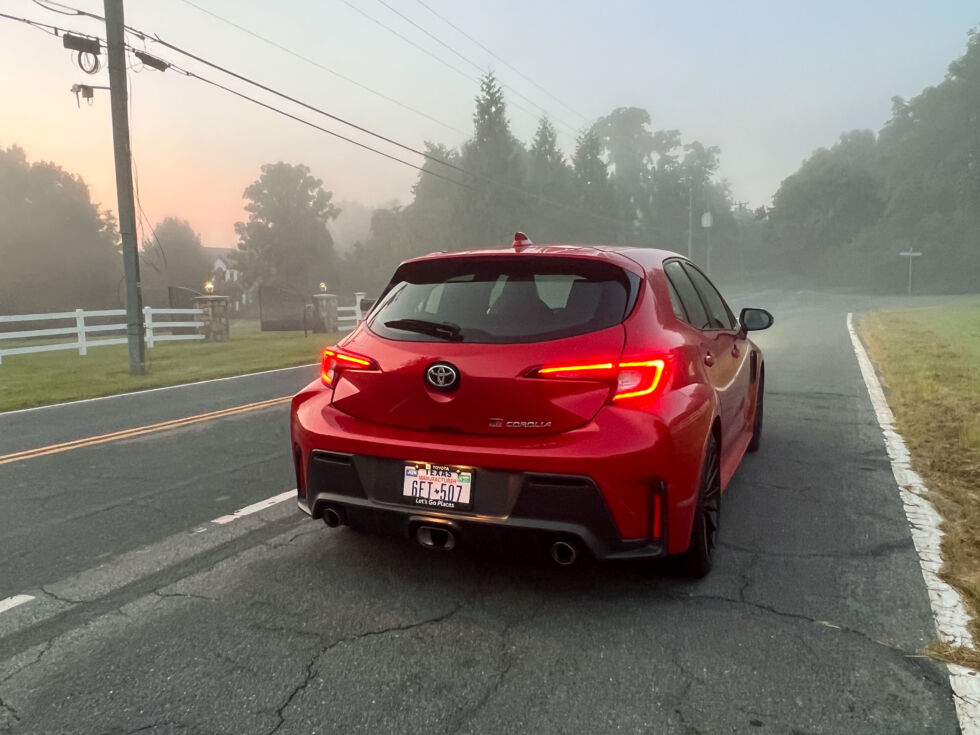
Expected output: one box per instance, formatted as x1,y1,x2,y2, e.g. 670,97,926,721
0,293,372,365
0,307,204,365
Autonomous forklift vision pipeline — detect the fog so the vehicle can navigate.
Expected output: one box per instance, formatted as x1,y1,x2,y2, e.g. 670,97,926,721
0,0,978,312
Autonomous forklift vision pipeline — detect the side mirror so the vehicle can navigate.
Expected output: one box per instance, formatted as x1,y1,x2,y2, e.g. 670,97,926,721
738,307,774,334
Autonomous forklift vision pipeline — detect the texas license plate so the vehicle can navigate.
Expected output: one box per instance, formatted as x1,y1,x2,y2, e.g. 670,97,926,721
402,463,472,510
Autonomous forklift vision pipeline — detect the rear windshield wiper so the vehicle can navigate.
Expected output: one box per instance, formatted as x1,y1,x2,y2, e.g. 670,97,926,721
384,318,463,342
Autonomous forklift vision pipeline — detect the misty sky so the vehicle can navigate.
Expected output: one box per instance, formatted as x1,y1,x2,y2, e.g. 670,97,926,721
1,0,977,248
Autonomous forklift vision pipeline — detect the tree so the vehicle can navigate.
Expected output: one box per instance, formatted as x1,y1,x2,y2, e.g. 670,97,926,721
233,162,340,295
0,144,121,313
141,217,212,303
593,107,655,228
572,128,618,242
769,130,884,277
455,72,527,246
760,28,980,291
526,117,576,241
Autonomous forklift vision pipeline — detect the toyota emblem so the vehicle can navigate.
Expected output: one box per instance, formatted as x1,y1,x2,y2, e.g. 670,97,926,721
426,362,459,392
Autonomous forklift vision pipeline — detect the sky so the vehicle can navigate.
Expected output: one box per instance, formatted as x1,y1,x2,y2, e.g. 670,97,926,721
1,0,977,249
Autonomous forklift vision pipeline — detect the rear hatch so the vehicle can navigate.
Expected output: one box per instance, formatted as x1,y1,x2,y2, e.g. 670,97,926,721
331,254,639,436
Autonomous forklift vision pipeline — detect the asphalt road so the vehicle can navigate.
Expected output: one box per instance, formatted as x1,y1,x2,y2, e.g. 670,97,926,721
0,291,962,734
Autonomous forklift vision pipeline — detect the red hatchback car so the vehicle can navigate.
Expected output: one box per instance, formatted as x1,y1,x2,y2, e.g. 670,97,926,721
290,236,772,577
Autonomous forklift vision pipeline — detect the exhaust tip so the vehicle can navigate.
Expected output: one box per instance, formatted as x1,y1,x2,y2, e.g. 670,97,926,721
323,507,343,528
415,525,456,551
550,540,578,566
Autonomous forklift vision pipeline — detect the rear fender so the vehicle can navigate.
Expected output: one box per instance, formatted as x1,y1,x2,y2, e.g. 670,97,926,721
656,384,716,556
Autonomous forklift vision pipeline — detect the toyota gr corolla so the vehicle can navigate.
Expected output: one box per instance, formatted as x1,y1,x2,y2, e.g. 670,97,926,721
290,235,773,577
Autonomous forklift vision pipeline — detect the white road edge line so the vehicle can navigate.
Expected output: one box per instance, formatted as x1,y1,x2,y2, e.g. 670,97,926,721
212,490,296,525
0,363,318,417
0,594,35,614
847,312,979,733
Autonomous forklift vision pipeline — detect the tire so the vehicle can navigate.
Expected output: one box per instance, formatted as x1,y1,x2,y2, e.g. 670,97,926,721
676,434,721,579
747,373,764,453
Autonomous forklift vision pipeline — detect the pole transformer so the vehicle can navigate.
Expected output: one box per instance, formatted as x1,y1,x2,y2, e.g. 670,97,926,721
103,0,146,375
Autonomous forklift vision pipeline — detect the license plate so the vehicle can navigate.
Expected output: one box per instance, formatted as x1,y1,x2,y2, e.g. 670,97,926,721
402,463,472,510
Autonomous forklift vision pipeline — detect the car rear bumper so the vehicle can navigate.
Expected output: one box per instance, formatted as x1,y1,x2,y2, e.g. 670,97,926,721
291,382,711,556
298,450,665,560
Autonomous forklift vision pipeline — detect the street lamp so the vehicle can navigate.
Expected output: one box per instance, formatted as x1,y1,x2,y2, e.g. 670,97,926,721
701,211,713,276
204,281,214,295
319,282,327,293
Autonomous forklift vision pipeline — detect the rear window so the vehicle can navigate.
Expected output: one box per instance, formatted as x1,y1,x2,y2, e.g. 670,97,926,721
368,256,636,344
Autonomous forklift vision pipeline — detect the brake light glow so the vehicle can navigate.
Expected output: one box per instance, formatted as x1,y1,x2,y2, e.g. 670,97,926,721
532,357,667,403
537,362,615,376
321,348,377,386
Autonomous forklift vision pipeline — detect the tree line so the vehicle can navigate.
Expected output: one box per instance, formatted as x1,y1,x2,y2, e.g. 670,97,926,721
763,27,980,292
3,27,978,316
332,74,737,298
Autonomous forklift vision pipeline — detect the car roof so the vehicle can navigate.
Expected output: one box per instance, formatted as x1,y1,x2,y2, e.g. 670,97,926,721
401,244,684,276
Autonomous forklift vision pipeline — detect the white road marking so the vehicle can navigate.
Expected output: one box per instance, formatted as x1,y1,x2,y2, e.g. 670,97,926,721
212,490,296,525
848,312,979,733
0,363,317,416
0,594,35,614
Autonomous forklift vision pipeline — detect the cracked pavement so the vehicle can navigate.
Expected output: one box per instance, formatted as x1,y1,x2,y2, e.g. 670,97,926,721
0,292,965,733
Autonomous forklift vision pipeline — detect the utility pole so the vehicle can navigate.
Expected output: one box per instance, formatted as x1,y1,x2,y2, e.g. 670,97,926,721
103,0,145,375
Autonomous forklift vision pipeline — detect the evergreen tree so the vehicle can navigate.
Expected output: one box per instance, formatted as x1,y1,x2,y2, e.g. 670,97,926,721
456,72,527,246
572,129,618,242
527,117,575,241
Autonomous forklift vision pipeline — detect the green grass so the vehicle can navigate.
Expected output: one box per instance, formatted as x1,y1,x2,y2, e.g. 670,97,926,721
859,298,980,665
0,320,337,412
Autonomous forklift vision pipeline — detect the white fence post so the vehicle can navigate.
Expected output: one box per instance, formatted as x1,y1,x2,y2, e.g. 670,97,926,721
143,306,154,348
354,291,366,321
75,309,87,356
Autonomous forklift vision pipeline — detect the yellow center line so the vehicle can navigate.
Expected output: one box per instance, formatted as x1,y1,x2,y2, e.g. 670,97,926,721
0,396,292,466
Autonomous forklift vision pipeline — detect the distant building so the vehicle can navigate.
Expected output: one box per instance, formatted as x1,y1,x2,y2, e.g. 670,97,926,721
204,247,248,311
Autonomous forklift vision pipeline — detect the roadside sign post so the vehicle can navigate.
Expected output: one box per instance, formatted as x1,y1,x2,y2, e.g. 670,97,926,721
899,251,923,295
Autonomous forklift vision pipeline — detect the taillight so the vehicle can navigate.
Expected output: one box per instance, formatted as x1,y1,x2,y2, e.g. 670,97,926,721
612,360,666,401
531,357,668,404
321,347,378,386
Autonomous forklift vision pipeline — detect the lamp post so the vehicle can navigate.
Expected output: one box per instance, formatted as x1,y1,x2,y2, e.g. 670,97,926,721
204,281,214,295
899,251,922,295
701,211,713,276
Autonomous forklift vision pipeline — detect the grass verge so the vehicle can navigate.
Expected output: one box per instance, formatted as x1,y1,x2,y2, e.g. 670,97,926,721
859,299,980,667
0,320,335,412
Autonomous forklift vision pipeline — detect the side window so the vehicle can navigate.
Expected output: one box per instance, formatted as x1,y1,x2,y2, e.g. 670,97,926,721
664,276,688,322
663,261,710,330
682,264,736,330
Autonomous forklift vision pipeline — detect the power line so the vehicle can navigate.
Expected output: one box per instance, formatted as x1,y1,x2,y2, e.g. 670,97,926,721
5,8,648,236
374,0,579,133
143,40,634,231
23,0,465,173
24,2,565,203
0,9,69,36
174,0,468,137
336,0,544,127
169,63,471,189
414,0,588,123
